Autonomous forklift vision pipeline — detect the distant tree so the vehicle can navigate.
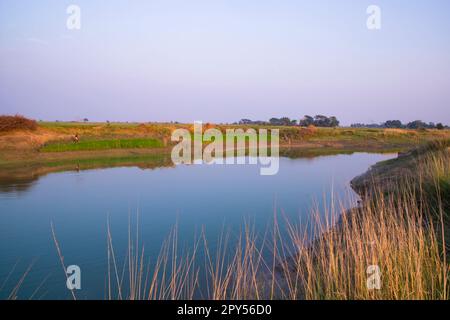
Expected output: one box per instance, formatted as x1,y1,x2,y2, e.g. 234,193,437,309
280,117,292,126
299,115,314,127
313,115,329,127
299,115,339,127
436,123,444,130
83,118,89,122
384,120,403,128
269,118,282,126
239,119,253,125
406,120,427,129
329,116,340,127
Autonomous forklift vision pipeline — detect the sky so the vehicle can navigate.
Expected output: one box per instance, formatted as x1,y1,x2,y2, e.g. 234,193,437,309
0,0,449,125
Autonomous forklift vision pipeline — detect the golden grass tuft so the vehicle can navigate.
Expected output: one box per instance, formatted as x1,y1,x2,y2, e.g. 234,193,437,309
0,115,37,132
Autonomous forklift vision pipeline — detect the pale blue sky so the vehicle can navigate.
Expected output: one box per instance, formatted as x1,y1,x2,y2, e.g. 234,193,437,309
1,0,449,124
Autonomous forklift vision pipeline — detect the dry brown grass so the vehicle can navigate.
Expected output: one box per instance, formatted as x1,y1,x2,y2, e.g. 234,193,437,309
0,115,37,132
105,192,448,300
279,194,447,299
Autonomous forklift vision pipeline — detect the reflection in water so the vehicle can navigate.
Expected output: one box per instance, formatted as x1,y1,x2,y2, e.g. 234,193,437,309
0,148,395,195
0,172,39,196
0,153,174,196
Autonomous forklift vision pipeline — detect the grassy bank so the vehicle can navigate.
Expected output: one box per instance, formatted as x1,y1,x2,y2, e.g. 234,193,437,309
1,121,449,168
37,121,450,147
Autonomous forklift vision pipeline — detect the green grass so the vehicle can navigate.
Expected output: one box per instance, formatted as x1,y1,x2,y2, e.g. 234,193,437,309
40,138,164,152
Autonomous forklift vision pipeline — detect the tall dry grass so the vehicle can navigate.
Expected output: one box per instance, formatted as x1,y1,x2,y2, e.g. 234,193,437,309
278,192,447,299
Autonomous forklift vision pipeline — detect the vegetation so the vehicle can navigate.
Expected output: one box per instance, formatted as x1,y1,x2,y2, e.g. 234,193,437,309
298,115,339,127
38,120,450,148
352,139,450,246
238,115,340,127
40,138,163,152
0,118,449,169
0,115,37,132
351,119,449,130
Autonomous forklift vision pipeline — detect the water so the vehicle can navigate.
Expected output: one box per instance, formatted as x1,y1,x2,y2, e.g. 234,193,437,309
0,152,394,299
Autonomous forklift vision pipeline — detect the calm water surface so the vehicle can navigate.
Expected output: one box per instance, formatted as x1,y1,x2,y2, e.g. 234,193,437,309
0,153,394,299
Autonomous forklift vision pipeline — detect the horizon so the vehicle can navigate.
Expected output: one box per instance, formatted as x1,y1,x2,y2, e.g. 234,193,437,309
18,116,449,127
1,1,450,126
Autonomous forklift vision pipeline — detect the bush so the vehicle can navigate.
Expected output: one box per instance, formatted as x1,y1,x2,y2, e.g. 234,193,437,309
0,115,38,132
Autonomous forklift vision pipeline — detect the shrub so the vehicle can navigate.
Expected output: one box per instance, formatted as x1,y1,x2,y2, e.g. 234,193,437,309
0,115,38,132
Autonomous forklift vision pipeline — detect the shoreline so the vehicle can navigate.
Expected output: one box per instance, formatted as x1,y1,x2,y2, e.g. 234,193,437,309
279,140,449,298
1,123,449,168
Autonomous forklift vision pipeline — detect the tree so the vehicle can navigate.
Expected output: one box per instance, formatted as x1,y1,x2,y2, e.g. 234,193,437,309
299,115,340,127
280,117,292,126
329,116,340,127
314,115,329,127
436,123,444,130
299,115,314,127
83,118,89,122
384,120,403,128
239,119,253,125
406,120,427,129
269,118,280,125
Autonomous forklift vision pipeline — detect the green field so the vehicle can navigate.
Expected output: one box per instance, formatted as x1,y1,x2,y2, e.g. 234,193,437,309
40,138,164,152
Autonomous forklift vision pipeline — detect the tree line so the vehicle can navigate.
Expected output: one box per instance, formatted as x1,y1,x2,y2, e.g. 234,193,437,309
236,116,448,129
237,115,340,127
350,120,448,130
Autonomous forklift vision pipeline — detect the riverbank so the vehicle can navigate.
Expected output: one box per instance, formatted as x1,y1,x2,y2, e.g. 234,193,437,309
1,121,449,168
275,140,450,299
350,139,450,247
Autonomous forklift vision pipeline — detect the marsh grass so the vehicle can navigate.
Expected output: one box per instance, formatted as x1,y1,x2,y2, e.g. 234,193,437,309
106,218,199,300
102,187,448,300
0,263,33,300
280,193,448,299
40,138,163,152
